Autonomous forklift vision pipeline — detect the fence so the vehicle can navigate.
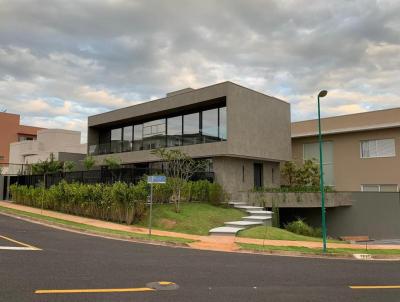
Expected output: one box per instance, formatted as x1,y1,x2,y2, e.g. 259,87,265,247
8,167,214,189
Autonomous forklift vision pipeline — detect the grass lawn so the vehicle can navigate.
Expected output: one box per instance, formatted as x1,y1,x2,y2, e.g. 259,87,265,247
238,226,342,243
0,205,194,245
136,202,244,235
238,242,400,255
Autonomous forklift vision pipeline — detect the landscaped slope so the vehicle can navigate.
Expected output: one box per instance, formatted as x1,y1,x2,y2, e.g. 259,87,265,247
137,203,244,235
238,226,341,243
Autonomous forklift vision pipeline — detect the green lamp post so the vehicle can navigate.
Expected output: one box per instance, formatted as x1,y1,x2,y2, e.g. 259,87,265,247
317,90,328,252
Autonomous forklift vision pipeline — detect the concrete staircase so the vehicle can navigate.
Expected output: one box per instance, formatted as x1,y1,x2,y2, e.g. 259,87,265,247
209,202,272,236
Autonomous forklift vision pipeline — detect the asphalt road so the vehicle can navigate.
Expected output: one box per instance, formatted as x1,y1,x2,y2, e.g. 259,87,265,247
1,213,400,302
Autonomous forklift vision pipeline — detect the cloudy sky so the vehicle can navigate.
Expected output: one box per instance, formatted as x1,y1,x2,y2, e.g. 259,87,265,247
1,0,399,142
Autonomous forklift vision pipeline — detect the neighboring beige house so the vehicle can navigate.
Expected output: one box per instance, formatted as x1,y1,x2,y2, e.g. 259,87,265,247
291,107,400,192
87,81,291,195
8,129,87,174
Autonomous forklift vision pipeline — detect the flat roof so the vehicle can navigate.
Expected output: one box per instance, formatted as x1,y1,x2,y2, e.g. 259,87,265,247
292,107,400,137
88,81,287,127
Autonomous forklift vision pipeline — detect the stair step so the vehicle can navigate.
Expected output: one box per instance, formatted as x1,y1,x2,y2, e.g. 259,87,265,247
235,205,264,210
247,210,274,216
228,202,247,206
225,221,263,227
242,216,272,222
209,226,245,235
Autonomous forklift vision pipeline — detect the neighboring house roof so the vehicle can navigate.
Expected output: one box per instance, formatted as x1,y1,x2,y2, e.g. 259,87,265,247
291,107,400,138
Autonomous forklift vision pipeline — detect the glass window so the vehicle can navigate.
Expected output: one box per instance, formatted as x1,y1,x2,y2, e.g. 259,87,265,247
167,116,182,147
183,113,200,145
380,185,398,192
219,107,227,140
361,185,380,192
361,139,395,158
303,141,334,186
202,108,219,142
143,119,166,150
133,124,143,151
110,128,122,153
122,126,133,152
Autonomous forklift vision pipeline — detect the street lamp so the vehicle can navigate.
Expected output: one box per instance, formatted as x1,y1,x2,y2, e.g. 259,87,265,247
317,90,328,253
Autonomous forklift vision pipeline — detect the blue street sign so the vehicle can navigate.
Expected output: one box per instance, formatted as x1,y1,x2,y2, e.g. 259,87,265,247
147,175,167,184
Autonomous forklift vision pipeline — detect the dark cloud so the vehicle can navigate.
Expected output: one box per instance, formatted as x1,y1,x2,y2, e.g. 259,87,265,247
0,0,399,141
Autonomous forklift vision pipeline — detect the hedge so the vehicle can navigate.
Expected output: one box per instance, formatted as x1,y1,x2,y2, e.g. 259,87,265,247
9,179,226,224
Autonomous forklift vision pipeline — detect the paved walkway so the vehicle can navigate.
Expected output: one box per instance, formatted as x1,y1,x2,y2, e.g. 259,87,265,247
1,201,399,252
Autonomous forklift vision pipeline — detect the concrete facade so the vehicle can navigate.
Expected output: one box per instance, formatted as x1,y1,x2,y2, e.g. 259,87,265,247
291,108,400,191
8,129,86,174
87,82,291,194
0,112,43,172
287,192,400,239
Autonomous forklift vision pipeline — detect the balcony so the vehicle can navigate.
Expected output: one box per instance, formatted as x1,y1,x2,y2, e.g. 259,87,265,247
89,134,225,156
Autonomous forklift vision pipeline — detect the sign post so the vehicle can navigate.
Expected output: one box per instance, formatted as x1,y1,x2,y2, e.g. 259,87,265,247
147,175,166,237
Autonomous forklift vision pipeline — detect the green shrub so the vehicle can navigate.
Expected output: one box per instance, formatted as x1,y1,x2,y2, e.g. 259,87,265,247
9,178,228,221
9,181,148,224
284,218,322,238
209,183,225,205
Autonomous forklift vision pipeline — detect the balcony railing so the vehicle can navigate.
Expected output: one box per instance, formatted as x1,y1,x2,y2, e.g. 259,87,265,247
89,134,224,156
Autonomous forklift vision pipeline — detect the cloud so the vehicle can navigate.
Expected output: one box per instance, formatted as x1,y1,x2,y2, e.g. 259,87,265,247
0,0,399,139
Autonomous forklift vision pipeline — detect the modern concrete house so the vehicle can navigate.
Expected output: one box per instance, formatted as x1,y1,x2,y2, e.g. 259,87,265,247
8,129,87,174
0,112,43,173
87,82,291,195
291,107,400,192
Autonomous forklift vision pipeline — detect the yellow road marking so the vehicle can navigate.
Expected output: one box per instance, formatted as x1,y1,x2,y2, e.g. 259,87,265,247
350,285,400,289
159,281,174,285
0,235,41,251
35,287,155,294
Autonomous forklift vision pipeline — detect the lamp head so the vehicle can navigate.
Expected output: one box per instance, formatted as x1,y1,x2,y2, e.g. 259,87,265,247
318,90,328,98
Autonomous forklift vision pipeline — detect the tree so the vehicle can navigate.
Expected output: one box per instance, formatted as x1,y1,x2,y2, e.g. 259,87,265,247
103,156,121,182
281,161,297,186
152,148,207,212
31,153,63,175
63,161,75,172
281,160,320,187
83,155,96,170
296,159,319,186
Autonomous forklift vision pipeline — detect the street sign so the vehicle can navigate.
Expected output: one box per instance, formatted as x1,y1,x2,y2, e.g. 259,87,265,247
147,175,167,237
147,175,166,184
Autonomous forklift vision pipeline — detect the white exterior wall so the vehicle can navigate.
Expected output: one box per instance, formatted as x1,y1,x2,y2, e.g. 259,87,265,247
8,129,86,174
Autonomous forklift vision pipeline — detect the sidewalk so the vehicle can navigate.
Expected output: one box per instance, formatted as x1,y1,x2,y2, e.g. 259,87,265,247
1,201,399,252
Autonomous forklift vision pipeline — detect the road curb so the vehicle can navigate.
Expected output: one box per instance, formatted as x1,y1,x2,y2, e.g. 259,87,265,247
2,209,400,261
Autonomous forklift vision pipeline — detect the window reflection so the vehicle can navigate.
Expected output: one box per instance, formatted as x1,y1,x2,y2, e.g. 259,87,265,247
111,128,122,153
143,119,166,150
94,106,227,155
133,124,143,151
202,108,219,143
122,126,132,152
219,107,227,140
183,113,200,145
167,116,182,147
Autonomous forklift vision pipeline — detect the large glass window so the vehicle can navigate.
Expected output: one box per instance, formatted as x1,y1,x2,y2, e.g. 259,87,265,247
202,108,219,143
360,139,395,158
122,126,133,152
183,113,200,145
167,116,182,147
133,124,143,151
303,141,334,186
143,119,166,150
111,128,122,153
219,107,227,140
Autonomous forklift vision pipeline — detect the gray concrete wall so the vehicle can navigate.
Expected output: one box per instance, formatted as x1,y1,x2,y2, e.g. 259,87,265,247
213,157,280,198
326,192,400,239
287,192,400,239
227,84,291,161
